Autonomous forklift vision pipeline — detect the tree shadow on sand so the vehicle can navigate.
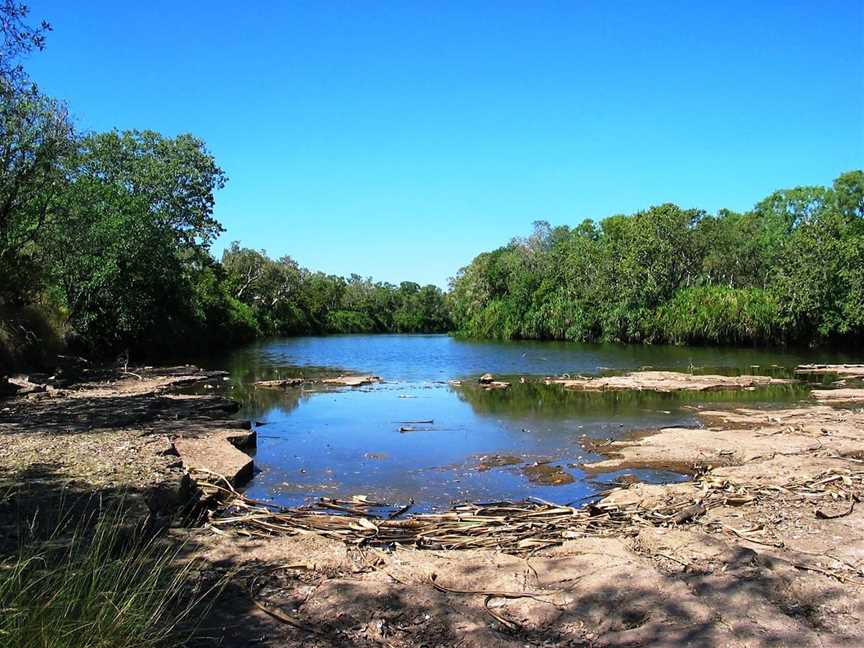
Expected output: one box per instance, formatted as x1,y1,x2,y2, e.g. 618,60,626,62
0,390,243,436
191,529,861,648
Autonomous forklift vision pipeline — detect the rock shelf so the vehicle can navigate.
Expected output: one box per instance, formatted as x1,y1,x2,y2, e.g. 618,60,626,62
546,370,794,392
796,363,864,378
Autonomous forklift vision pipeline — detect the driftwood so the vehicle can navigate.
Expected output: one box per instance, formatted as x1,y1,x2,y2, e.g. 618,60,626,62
202,468,863,557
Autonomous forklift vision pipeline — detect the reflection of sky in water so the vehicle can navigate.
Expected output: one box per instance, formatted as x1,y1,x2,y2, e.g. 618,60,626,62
240,380,812,511
200,334,841,510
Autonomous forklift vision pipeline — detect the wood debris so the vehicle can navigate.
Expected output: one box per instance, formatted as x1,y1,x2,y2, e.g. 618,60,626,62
202,467,864,556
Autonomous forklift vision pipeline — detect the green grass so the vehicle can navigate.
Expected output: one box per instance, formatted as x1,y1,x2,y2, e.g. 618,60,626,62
0,501,224,648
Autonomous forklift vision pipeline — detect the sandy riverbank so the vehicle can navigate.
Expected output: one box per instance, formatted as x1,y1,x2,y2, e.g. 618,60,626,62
2,366,862,647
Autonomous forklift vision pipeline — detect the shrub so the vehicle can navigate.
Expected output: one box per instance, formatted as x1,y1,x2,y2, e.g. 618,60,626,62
0,301,67,372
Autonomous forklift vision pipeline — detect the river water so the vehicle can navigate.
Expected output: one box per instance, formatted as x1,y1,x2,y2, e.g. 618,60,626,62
203,335,855,511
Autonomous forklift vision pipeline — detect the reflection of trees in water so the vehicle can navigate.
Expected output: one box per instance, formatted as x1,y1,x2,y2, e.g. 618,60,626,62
224,352,344,383
229,382,308,417
216,357,350,418
453,382,812,420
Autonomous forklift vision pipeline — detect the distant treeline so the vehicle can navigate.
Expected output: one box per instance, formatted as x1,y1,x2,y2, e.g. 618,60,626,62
220,243,451,337
449,171,864,347
0,5,449,367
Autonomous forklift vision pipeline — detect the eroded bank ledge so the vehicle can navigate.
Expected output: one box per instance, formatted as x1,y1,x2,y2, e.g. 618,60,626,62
0,365,257,525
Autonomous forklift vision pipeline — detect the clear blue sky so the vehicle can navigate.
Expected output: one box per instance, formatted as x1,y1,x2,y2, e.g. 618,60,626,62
25,1,864,287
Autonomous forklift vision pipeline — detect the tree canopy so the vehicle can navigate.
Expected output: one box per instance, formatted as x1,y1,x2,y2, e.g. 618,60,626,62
220,244,451,337
449,171,864,347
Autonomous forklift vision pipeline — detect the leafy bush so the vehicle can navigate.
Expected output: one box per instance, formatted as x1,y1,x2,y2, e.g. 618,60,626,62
326,309,377,333
450,172,863,348
0,302,66,371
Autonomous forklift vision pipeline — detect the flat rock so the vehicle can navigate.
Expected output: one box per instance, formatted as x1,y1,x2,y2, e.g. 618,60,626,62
482,380,511,390
174,431,254,486
812,388,864,402
584,425,828,472
547,370,794,392
254,378,305,389
796,363,864,378
322,374,381,387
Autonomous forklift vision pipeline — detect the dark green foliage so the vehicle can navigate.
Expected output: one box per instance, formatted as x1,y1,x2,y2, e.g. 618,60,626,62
393,282,453,333
656,287,780,345
326,309,377,333
39,131,238,356
0,81,74,305
76,130,226,247
0,302,65,369
189,261,261,346
221,245,452,337
450,171,864,347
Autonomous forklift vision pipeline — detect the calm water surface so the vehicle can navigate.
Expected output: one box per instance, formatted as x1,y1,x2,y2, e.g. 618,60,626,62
203,335,855,511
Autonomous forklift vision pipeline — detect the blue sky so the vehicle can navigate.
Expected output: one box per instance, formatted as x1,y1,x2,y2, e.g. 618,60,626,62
25,1,864,287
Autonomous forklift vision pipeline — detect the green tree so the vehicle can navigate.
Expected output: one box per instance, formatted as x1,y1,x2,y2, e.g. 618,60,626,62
0,82,74,302
78,130,226,248
769,180,863,343
46,130,228,353
450,171,863,348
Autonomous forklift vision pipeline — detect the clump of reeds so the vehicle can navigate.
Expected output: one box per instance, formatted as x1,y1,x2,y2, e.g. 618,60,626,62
0,498,222,648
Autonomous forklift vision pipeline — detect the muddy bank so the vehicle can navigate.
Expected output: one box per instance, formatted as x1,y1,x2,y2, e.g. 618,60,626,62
546,370,794,392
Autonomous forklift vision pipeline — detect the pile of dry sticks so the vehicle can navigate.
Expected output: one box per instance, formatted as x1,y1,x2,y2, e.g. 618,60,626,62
200,468,863,556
